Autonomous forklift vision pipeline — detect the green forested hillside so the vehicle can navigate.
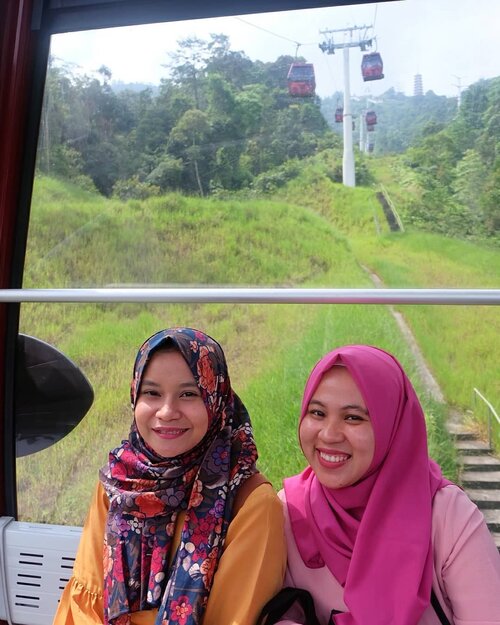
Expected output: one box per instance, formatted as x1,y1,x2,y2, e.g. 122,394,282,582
18,172,498,524
42,36,499,245
321,88,457,153
41,45,336,198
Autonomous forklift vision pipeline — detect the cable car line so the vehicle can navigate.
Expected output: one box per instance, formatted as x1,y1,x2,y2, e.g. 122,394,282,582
373,3,378,29
234,16,317,48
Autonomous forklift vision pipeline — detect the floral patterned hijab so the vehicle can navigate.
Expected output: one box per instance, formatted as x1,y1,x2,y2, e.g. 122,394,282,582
99,328,258,625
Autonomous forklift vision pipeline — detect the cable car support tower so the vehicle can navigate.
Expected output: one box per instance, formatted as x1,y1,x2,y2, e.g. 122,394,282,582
319,25,376,187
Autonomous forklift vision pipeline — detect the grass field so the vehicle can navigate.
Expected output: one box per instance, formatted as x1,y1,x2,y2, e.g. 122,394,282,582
16,171,498,524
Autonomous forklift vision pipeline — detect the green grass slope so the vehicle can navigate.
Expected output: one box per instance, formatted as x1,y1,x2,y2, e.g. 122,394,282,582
274,161,499,447
18,169,497,524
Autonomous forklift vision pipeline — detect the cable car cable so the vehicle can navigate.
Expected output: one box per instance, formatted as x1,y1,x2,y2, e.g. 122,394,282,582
234,16,317,48
235,16,302,46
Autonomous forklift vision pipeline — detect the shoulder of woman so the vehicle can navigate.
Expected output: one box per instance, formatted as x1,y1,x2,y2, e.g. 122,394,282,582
432,484,488,549
432,483,478,519
96,480,110,504
232,473,282,519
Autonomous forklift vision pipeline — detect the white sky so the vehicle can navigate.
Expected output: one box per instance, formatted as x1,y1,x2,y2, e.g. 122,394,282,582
50,0,500,99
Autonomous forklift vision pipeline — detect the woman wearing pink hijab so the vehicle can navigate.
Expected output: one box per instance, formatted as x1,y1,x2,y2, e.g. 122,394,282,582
272,345,500,625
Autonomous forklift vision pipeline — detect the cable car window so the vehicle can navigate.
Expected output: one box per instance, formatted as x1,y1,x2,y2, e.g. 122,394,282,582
15,0,500,528
287,64,315,81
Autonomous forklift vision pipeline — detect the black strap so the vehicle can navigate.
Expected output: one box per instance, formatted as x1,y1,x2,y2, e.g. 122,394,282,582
431,589,451,625
257,586,449,625
329,594,451,625
256,587,321,625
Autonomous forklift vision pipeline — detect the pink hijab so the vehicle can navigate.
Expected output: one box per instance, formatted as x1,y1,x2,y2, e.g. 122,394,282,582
284,345,451,625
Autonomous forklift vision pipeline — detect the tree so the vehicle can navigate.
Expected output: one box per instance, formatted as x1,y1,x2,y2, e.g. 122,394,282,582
168,109,212,195
452,149,487,216
165,37,209,109
480,160,500,237
205,34,256,89
145,155,184,191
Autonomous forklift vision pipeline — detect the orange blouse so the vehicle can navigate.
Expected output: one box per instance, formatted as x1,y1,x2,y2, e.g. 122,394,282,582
53,481,286,625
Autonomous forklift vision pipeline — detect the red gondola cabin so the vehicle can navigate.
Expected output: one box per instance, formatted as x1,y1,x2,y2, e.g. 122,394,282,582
335,107,343,123
366,110,377,131
287,63,316,97
361,53,384,81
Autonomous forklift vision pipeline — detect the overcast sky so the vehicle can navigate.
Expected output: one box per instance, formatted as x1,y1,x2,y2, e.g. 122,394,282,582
51,0,500,99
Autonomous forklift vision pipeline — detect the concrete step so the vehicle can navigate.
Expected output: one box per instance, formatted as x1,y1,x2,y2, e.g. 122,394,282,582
490,533,500,549
481,509,500,533
460,455,500,472
461,470,500,489
465,488,500,509
446,416,500,548
447,423,478,441
455,439,493,455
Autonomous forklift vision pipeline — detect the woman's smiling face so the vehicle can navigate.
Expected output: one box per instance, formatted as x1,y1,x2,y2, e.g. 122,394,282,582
299,366,375,489
134,349,209,457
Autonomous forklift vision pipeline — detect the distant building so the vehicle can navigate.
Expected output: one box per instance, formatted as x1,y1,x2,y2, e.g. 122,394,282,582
413,74,423,97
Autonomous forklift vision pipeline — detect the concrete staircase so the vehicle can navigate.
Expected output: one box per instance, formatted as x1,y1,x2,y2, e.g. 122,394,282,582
448,422,500,548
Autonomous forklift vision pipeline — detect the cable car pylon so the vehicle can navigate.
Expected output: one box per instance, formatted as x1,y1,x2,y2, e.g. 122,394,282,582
319,25,383,187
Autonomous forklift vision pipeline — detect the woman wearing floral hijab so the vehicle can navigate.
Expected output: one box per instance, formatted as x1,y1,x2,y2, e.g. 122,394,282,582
273,345,500,625
53,327,285,625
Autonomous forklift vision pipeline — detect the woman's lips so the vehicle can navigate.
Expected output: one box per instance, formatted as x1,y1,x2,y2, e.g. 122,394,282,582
153,427,188,439
316,448,351,468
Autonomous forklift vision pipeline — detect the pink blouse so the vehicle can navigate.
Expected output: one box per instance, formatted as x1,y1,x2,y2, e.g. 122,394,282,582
278,485,500,624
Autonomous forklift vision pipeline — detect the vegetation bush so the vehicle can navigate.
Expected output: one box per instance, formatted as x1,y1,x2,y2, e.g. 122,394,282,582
112,175,161,200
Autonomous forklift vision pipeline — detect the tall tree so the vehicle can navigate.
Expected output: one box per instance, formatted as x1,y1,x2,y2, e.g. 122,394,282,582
168,109,212,195
165,37,209,109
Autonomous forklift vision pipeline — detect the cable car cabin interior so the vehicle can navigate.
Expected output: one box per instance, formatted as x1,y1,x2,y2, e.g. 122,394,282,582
361,52,384,81
1,0,500,624
287,62,316,97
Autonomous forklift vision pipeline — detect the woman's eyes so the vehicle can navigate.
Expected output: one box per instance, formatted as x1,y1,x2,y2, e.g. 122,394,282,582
345,414,366,422
139,389,200,398
308,409,325,418
141,389,160,397
307,410,366,422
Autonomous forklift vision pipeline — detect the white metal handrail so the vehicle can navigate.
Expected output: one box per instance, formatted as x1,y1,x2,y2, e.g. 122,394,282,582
473,388,500,451
0,288,499,305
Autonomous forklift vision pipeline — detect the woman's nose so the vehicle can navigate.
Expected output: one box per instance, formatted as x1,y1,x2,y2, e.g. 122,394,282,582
157,398,179,420
319,418,344,442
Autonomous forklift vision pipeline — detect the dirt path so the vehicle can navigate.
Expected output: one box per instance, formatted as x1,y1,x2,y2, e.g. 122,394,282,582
361,266,444,403
362,265,500,547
